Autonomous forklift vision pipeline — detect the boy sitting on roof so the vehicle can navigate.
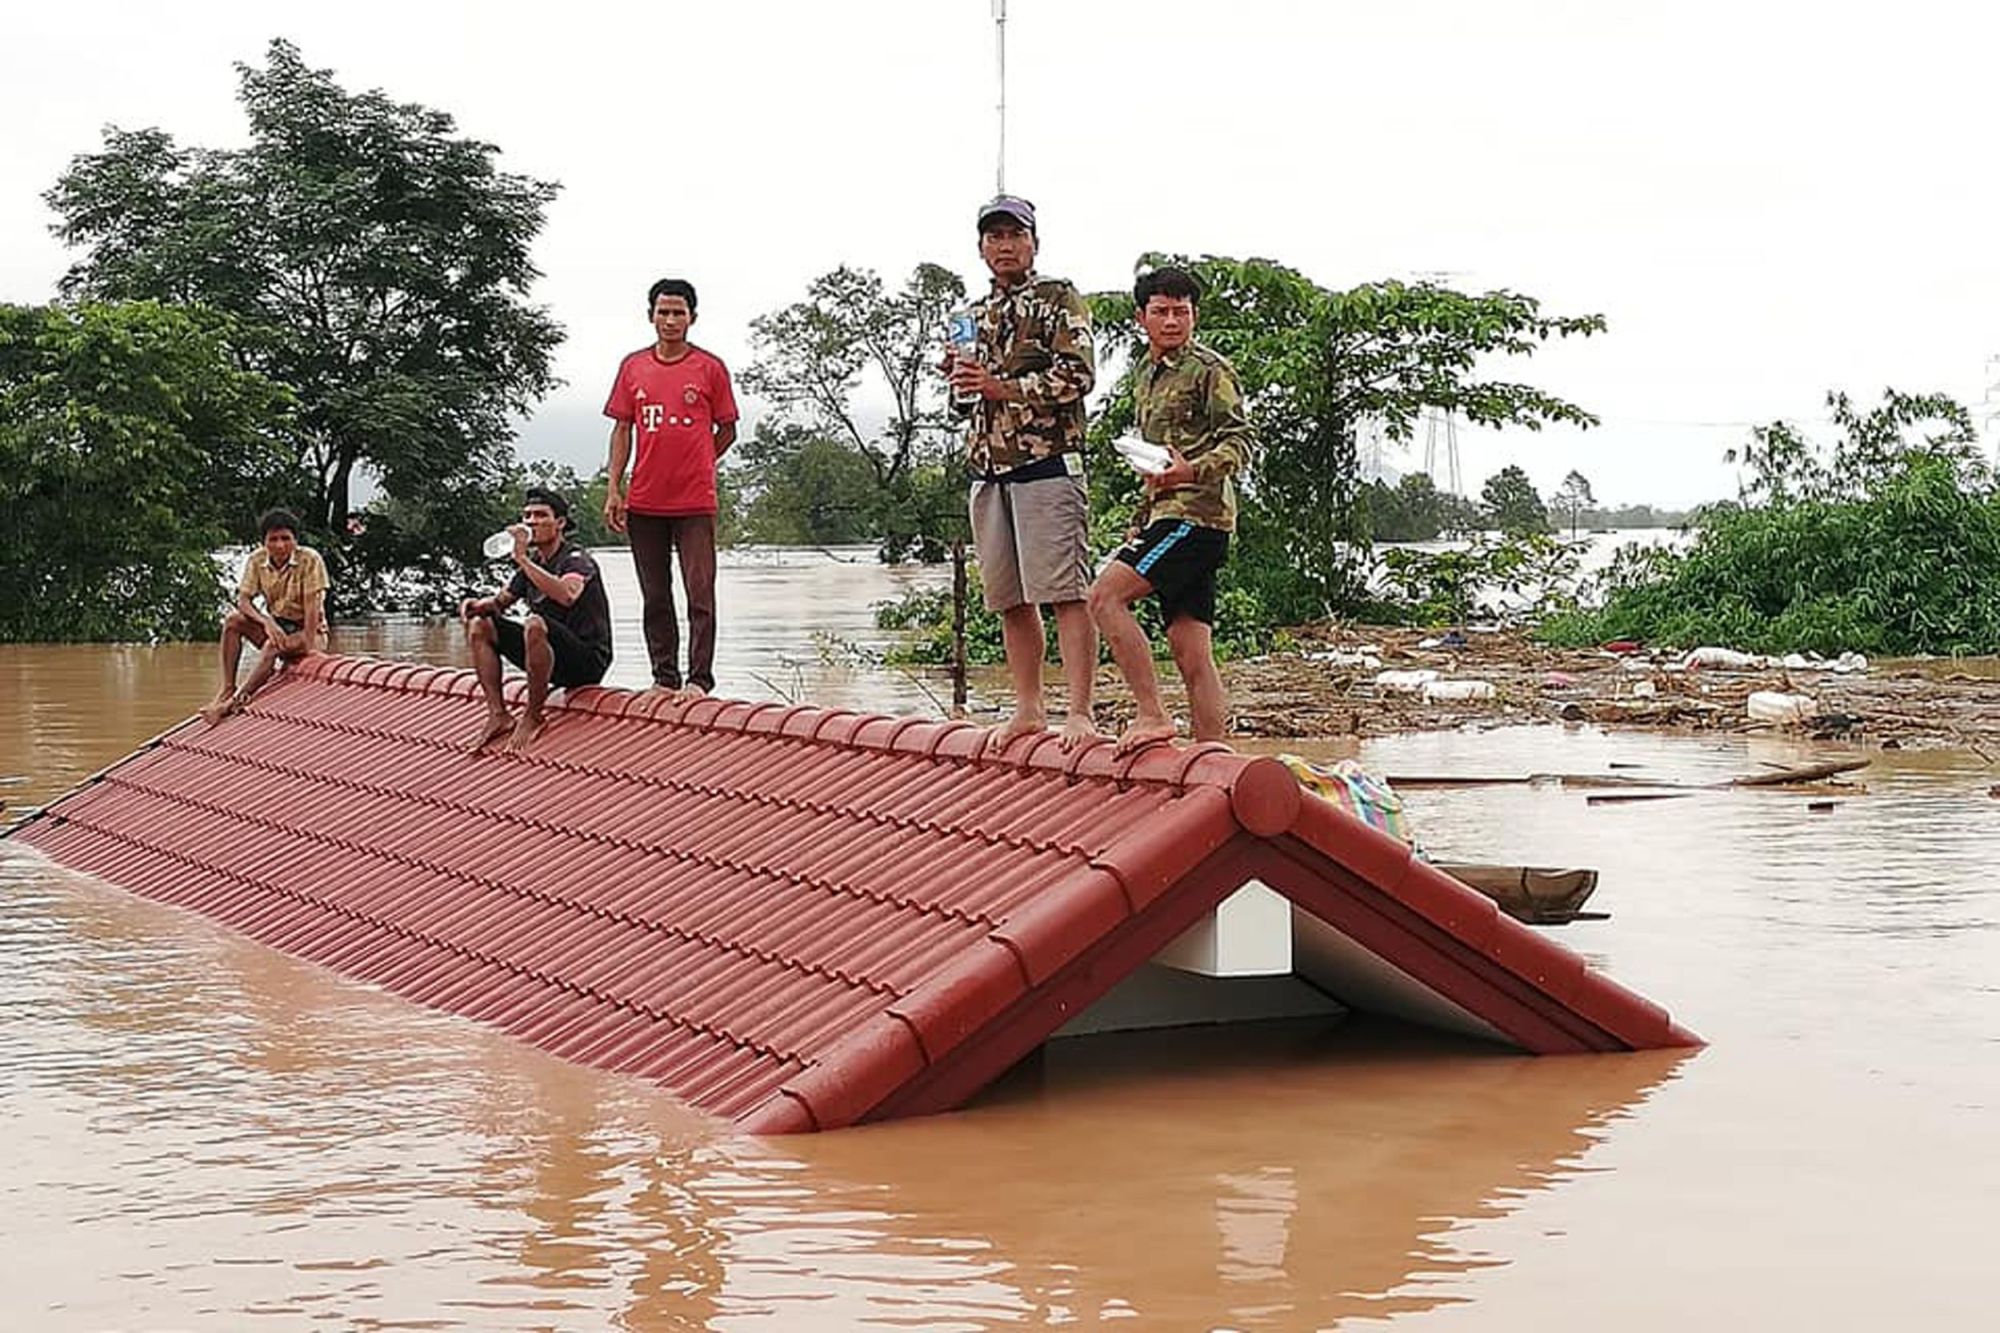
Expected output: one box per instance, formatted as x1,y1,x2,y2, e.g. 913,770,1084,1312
200,508,329,726
458,486,614,752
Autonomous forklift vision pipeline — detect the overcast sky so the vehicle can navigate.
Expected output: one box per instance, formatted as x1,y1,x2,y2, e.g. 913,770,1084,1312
6,1,1998,507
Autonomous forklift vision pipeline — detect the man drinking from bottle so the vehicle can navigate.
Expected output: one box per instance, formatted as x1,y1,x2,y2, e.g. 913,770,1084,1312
459,487,613,752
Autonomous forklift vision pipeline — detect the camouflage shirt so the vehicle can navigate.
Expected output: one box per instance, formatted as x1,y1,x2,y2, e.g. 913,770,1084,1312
1132,340,1254,532
959,272,1096,476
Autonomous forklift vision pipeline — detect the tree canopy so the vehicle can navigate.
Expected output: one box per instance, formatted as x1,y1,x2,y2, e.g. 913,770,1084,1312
740,263,969,559
1088,255,1602,621
0,301,293,641
1545,389,2000,655
1552,469,1596,536
1482,464,1553,536
44,38,563,611
1360,471,1485,542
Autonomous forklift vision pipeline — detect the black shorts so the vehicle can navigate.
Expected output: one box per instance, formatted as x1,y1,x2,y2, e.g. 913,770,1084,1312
1115,519,1230,625
491,614,611,689
273,617,303,635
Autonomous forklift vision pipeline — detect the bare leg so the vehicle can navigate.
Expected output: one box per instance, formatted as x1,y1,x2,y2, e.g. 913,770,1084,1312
1089,565,1176,755
1051,599,1100,750
507,615,553,751
464,615,512,746
988,603,1050,752
233,640,286,708
1167,616,1229,743
202,611,265,725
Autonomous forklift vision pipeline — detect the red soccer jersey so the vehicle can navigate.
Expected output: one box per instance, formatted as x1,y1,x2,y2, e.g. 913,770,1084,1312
603,345,739,516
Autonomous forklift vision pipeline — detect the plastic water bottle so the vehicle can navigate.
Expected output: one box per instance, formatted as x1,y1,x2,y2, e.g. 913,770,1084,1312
947,307,980,406
482,526,523,559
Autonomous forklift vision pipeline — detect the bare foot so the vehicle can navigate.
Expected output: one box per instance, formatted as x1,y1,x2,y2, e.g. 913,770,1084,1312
1058,714,1101,751
645,681,682,695
679,684,709,701
986,712,1049,754
470,710,513,748
1114,717,1178,756
503,713,546,753
198,694,241,728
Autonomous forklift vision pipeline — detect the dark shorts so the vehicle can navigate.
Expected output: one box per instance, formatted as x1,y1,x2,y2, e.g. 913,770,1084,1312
1114,519,1230,625
273,616,303,635
492,614,611,689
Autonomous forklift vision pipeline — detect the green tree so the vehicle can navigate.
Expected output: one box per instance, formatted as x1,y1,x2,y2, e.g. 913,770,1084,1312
1481,465,1553,535
1552,469,1595,536
741,263,968,558
1544,389,2000,655
1361,471,1485,542
733,421,888,545
44,38,563,610
1089,256,1602,620
0,301,293,641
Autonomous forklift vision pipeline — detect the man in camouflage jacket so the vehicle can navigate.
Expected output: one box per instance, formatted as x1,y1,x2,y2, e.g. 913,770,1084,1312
1087,265,1255,753
949,195,1100,751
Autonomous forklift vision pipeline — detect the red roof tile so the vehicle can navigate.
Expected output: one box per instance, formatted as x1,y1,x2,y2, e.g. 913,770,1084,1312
9,654,1697,1132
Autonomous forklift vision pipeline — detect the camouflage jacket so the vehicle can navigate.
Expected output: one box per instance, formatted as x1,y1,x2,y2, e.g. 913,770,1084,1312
958,272,1096,475
1132,340,1254,532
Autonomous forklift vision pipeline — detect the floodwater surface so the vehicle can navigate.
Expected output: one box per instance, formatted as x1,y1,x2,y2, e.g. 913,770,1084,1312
3,550,1996,1330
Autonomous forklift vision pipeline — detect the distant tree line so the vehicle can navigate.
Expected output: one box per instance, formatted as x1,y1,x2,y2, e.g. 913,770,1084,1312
7,38,1723,650
11,39,563,640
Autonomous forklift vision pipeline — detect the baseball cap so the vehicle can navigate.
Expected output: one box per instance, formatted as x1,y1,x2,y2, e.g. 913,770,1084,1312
976,194,1037,233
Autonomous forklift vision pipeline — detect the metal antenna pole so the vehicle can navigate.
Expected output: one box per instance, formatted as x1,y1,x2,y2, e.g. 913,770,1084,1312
993,0,1008,193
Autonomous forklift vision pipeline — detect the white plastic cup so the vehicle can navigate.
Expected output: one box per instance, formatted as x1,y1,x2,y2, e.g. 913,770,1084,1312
1113,434,1173,475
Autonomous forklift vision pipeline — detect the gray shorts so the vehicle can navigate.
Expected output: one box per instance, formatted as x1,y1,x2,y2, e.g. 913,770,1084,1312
969,473,1090,612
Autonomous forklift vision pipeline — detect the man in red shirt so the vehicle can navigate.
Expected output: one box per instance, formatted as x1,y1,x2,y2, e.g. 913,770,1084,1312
603,277,740,697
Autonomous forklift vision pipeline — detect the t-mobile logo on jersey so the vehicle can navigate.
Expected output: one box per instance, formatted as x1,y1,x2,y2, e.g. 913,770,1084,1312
640,403,665,430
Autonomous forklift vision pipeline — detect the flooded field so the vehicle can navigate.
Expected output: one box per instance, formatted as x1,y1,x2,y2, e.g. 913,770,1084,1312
3,549,1996,1330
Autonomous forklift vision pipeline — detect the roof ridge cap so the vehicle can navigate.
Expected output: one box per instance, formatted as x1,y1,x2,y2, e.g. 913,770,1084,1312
274,660,1300,835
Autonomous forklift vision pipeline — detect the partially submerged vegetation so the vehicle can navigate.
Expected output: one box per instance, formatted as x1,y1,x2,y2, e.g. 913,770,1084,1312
1543,391,2000,657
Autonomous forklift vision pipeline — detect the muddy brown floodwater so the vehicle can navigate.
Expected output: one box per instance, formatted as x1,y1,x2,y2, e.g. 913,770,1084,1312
3,549,1996,1330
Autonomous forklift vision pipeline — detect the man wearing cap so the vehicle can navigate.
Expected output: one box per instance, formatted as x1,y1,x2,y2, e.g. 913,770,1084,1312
948,194,1099,751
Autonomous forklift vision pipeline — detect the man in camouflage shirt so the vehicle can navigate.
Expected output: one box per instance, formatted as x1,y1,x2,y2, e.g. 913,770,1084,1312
1087,265,1254,754
948,194,1100,751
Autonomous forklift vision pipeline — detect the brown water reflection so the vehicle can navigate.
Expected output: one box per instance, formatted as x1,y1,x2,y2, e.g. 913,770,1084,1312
4,554,1998,1329
0,851,1690,1330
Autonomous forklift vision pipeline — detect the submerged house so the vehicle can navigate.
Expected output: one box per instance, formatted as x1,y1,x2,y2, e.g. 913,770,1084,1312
7,656,1697,1132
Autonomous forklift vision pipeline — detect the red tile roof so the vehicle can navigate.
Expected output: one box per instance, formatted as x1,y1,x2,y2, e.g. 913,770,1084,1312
9,655,1697,1131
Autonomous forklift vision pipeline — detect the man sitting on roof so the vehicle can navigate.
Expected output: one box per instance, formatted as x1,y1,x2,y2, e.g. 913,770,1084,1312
458,486,614,751
200,508,329,726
